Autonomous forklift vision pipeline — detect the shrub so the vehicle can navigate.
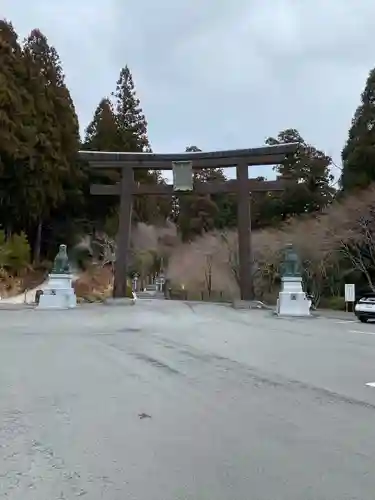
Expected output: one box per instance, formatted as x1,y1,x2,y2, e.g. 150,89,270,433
0,231,31,275
0,268,21,297
73,265,134,301
6,232,31,275
319,296,346,311
73,265,112,301
0,230,9,268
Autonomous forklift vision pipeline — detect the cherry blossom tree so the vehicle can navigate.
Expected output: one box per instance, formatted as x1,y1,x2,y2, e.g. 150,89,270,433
285,216,336,304
130,222,180,287
325,185,375,290
166,231,238,298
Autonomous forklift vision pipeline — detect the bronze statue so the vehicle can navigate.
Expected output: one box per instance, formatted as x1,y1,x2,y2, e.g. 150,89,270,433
52,244,71,274
280,244,301,277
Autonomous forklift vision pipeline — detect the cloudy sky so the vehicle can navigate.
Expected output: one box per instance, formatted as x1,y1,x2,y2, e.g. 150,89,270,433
3,0,374,180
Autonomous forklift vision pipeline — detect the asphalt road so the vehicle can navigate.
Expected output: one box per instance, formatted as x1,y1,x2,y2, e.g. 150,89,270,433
1,301,375,499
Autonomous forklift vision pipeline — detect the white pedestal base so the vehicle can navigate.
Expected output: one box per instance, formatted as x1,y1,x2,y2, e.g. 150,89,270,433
37,273,77,309
276,277,311,317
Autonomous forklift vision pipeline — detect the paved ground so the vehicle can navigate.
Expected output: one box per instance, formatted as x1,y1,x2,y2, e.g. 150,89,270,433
0,301,375,499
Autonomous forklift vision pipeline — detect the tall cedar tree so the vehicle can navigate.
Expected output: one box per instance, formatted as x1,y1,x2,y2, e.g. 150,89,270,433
22,33,63,260
265,129,334,221
341,68,375,191
84,98,121,151
112,66,149,152
82,98,123,230
23,29,83,258
111,66,168,224
0,20,38,235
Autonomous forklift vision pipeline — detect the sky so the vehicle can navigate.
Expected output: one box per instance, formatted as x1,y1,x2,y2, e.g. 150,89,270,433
2,0,374,181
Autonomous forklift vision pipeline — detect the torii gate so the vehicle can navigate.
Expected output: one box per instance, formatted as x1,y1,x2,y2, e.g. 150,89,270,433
79,143,298,300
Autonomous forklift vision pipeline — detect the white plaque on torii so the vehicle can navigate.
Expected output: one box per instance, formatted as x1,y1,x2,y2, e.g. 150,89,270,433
172,161,193,191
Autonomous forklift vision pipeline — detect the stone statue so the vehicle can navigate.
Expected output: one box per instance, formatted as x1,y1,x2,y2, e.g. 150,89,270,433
52,244,71,274
280,244,301,277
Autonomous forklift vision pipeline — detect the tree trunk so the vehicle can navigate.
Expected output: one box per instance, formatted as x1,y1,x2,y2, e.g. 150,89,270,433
33,220,42,265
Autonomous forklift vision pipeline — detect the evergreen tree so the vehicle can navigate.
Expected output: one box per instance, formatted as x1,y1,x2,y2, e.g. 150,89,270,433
111,66,167,223
23,29,83,257
82,98,123,230
174,146,223,239
22,35,63,259
112,66,149,152
84,98,120,151
0,20,24,180
341,68,375,191
178,195,219,241
265,129,334,220
0,20,37,235
24,29,80,167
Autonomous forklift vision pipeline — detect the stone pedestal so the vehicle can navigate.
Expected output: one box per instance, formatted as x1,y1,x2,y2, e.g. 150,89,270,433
37,273,77,310
276,277,311,317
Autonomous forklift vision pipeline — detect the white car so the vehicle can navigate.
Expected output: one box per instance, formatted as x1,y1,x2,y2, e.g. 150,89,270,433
354,293,375,323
